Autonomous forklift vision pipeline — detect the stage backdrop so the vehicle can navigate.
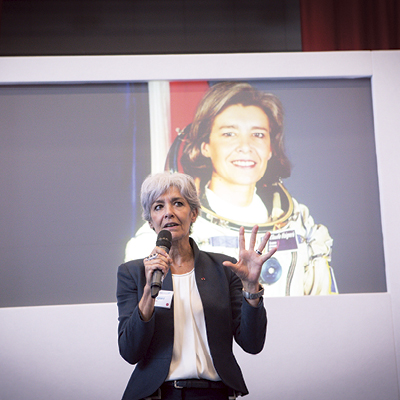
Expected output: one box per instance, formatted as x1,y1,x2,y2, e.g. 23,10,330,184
0,51,399,400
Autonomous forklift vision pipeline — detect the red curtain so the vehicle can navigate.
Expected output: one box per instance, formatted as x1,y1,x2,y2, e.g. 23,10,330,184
300,0,400,51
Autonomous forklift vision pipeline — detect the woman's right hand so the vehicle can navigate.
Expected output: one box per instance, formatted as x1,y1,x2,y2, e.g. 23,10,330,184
143,247,172,288
139,247,171,321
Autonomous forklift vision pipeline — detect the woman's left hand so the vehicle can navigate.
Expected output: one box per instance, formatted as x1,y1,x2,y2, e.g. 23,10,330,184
223,225,277,292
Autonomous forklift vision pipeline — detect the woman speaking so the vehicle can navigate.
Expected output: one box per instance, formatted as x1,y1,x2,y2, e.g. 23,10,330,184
117,172,276,400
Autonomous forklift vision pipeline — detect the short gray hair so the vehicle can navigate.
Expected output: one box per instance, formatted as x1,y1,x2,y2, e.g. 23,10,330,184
141,172,201,222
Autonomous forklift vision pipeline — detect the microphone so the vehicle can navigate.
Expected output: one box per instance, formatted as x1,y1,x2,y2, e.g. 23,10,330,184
151,229,172,298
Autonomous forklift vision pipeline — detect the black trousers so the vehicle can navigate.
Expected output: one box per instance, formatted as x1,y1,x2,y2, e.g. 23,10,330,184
159,384,229,399
142,382,231,400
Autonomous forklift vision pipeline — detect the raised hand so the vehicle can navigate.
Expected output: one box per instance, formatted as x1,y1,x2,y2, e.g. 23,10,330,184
223,225,277,292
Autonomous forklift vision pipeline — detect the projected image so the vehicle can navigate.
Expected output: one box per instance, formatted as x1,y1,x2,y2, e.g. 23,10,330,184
125,77,387,297
173,82,337,296
0,77,385,307
125,81,346,296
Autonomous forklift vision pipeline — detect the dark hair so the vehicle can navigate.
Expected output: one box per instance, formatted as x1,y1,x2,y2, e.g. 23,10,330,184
180,82,291,186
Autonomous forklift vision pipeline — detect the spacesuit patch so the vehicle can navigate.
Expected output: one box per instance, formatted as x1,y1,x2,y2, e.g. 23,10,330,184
267,230,298,252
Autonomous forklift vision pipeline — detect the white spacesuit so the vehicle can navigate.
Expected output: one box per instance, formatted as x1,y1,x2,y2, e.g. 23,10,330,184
125,182,338,297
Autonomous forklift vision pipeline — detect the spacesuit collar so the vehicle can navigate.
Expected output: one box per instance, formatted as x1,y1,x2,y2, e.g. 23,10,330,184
199,181,294,233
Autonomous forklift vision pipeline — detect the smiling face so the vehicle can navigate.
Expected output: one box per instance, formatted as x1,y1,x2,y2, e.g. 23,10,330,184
148,186,198,242
201,104,272,190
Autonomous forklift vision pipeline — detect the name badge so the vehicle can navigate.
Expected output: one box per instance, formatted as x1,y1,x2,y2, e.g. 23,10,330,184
155,290,174,308
267,229,298,252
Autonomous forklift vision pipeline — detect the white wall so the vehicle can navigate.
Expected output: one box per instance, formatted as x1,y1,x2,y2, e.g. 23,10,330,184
0,51,399,400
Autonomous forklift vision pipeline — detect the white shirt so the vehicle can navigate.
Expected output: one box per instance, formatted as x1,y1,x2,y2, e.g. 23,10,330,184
167,268,220,381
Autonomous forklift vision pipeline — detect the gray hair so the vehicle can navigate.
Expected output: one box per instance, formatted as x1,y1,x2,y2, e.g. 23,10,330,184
141,172,201,222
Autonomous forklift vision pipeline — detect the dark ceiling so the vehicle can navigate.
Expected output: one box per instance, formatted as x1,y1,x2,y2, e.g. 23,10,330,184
0,0,302,56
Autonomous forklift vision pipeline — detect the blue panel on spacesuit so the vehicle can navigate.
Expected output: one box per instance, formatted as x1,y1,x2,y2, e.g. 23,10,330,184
260,257,283,285
208,236,239,248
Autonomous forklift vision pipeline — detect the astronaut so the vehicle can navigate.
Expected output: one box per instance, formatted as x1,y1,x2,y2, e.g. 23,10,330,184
125,82,338,296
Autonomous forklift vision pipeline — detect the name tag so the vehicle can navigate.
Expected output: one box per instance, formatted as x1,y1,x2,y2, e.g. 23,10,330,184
155,290,174,308
267,229,298,252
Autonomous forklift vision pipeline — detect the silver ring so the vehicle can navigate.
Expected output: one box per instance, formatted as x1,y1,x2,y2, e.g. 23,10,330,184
255,249,262,256
146,253,158,261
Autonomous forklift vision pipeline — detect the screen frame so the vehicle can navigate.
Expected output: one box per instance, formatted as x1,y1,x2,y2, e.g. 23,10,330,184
0,51,394,292
0,51,373,85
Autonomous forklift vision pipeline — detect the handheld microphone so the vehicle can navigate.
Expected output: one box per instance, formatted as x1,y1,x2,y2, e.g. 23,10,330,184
151,229,172,298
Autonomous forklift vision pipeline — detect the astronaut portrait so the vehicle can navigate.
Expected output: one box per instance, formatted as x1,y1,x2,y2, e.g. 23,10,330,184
125,81,339,296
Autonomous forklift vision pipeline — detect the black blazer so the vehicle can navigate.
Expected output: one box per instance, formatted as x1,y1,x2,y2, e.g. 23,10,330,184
117,238,267,400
